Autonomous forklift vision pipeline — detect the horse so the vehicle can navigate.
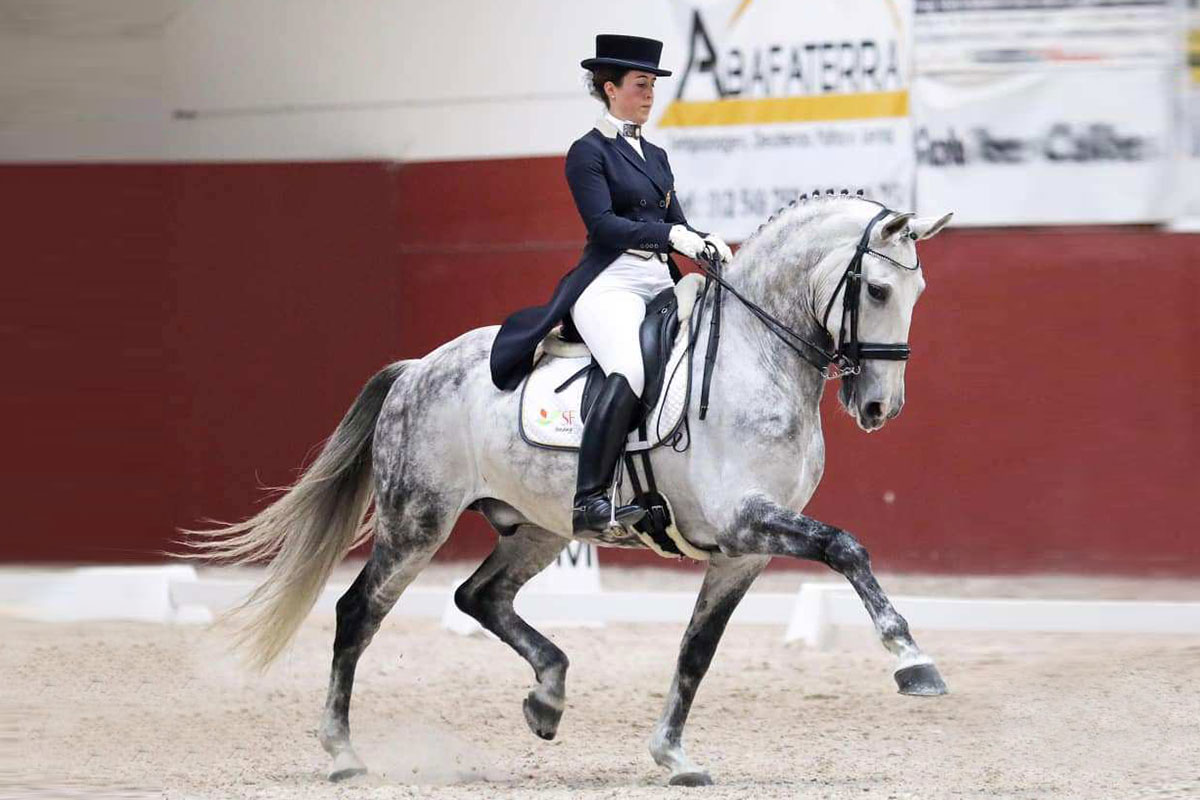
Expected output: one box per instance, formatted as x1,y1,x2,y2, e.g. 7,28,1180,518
185,192,954,787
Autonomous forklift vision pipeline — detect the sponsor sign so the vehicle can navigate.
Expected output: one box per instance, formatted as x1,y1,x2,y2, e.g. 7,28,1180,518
914,0,1177,73
655,0,916,240
914,68,1174,225
912,0,1177,225
1171,0,1200,230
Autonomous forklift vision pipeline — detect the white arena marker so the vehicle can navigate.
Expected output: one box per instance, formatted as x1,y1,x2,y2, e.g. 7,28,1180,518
0,565,209,623
524,540,602,595
167,576,445,620
785,582,1200,650
442,541,604,636
783,582,837,649
440,597,488,637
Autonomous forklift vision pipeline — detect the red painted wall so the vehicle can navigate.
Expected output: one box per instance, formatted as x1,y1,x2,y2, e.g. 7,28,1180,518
3,159,1197,574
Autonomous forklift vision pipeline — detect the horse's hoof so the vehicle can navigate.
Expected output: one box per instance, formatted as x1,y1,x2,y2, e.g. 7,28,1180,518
328,749,368,782
895,663,948,696
523,693,563,741
669,771,714,787
329,766,367,783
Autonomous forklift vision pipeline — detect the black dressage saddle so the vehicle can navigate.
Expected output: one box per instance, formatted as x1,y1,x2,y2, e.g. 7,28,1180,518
558,286,681,431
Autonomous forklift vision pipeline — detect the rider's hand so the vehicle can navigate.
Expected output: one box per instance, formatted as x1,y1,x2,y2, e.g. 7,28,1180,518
704,234,734,264
668,225,707,259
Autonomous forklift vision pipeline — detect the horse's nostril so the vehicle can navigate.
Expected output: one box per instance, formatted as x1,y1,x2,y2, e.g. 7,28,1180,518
864,401,884,421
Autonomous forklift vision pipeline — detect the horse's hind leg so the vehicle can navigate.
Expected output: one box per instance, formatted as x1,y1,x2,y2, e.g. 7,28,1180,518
719,492,947,695
453,525,569,741
650,551,770,786
318,511,453,781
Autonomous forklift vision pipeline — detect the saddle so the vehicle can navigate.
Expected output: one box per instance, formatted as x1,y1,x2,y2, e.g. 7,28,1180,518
519,273,703,451
517,273,711,560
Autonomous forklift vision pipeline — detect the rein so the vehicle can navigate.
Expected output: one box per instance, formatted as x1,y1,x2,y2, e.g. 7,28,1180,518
693,205,916,420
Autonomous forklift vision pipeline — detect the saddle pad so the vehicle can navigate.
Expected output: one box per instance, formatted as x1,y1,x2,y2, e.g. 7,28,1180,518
519,321,692,452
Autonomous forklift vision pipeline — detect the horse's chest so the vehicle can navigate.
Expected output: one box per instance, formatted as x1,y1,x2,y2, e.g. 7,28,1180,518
731,408,806,441
727,406,824,498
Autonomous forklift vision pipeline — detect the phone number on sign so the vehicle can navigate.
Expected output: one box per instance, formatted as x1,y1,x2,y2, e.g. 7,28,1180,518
679,184,907,220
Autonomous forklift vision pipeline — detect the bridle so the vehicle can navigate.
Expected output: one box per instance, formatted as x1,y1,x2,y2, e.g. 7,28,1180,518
819,205,920,370
692,203,921,419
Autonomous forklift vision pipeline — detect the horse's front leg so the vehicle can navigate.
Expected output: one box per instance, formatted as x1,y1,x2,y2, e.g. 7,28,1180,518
650,551,770,786
719,492,947,695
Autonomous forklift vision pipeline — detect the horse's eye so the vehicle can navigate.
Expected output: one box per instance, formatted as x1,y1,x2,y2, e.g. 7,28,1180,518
867,283,890,302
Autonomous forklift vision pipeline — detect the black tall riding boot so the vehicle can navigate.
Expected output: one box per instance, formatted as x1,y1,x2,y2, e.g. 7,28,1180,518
572,373,647,533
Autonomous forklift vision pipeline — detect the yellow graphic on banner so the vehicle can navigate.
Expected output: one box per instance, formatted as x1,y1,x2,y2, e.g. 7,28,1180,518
729,0,754,26
657,90,908,128
1189,29,1200,86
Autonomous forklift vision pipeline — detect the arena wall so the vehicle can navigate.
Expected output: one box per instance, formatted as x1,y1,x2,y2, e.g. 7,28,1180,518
0,1,676,164
3,3,1195,573
3,158,1197,575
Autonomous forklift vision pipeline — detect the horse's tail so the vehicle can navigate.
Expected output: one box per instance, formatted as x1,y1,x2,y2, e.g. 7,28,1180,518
179,361,407,670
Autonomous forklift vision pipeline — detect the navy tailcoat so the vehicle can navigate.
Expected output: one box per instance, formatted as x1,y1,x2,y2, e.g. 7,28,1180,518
489,118,706,390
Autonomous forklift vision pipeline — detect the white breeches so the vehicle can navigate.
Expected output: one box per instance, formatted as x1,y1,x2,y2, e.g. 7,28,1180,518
570,253,674,398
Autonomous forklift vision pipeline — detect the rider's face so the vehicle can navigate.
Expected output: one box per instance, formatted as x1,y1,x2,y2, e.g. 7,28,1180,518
606,71,656,125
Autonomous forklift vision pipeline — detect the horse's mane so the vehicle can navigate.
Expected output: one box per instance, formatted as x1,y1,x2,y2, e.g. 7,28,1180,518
737,188,884,252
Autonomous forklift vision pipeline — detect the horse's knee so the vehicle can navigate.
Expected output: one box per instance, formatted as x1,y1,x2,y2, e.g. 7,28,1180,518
824,531,870,575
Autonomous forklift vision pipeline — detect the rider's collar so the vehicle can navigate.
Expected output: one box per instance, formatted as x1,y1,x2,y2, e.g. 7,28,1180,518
596,111,640,140
595,116,619,139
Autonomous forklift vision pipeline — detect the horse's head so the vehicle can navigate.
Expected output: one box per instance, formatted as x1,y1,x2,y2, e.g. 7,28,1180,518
811,204,952,432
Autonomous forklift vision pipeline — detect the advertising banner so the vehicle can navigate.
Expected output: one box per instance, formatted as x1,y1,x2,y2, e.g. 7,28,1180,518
914,0,1177,73
913,0,1177,226
656,0,915,240
1170,0,1200,230
914,68,1174,225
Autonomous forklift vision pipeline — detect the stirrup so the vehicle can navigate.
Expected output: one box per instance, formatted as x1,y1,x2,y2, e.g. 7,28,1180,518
572,495,645,533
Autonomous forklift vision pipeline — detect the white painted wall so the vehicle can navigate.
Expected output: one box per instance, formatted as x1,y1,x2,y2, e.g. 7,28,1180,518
0,0,686,163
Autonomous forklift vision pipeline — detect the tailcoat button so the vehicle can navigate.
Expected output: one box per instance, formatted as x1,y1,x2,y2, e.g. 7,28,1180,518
639,199,647,207
659,200,666,208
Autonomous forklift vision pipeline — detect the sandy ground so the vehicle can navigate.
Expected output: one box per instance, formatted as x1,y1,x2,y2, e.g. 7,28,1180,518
3,566,1199,800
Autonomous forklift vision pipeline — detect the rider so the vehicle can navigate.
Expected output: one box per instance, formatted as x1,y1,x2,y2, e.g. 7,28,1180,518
488,34,733,533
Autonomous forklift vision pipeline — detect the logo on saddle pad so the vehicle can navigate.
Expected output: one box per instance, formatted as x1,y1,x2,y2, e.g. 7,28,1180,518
536,408,580,434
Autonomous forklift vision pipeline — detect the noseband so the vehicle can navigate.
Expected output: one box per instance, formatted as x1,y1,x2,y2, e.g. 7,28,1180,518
694,204,919,419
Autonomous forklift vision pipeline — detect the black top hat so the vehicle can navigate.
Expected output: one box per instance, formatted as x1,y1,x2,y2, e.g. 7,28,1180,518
581,34,672,77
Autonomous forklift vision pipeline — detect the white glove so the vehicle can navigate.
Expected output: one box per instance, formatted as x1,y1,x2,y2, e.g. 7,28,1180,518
704,234,734,264
668,225,706,259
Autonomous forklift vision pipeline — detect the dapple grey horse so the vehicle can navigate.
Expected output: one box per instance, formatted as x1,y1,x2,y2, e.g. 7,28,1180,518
187,194,954,786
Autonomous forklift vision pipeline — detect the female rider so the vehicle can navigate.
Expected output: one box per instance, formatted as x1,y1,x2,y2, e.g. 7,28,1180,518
489,34,733,533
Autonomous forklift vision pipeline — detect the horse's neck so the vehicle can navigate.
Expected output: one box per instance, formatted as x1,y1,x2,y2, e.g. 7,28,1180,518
705,268,826,413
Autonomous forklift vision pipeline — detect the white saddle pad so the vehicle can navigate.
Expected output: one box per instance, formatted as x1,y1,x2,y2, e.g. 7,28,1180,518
518,276,701,452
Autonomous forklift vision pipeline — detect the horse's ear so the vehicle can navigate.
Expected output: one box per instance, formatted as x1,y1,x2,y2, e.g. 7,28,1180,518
879,211,916,241
911,212,953,240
